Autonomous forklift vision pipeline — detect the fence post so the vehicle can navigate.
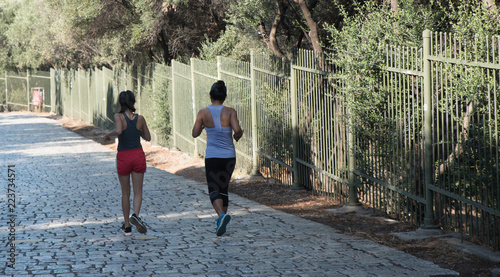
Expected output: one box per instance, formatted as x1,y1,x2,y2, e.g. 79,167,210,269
26,69,30,111
217,56,222,80
49,69,54,113
422,29,438,229
5,71,8,111
71,70,75,118
102,68,106,128
171,61,177,149
347,116,360,206
190,58,198,157
290,49,304,190
137,66,142,114
78,69,82,121
249,51,260,175
87,70,91,123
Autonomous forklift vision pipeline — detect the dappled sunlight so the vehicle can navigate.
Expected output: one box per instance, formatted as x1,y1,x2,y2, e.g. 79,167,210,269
27,217,122,231
156,210,207,219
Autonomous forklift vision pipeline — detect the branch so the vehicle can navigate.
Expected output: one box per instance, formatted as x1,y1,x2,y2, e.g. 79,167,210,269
269,0,286,57
292,0,322,54
437,101,475,176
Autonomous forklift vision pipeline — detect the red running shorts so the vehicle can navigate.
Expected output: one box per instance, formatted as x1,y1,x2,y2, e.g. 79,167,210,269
116,148,146,175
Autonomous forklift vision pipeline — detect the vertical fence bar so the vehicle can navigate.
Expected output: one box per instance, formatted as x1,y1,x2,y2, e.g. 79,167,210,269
87,70,91,123
423,29,438,229
171,62,177,149
26,70,30,111
290,50,303,190
348,107,360,205
78,69,82,121
190,58,198,156
137,66,142,114
102,68,106,127
217,56,222,80
250,51,260,175
5,71,8,111
50,69,54,113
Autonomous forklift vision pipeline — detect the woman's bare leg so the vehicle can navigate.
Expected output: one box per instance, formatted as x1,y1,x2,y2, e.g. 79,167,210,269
131,171,144,215
118,174,131,227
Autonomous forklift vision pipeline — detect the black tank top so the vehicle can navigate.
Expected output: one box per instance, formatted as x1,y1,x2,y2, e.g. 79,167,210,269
117,113,142,151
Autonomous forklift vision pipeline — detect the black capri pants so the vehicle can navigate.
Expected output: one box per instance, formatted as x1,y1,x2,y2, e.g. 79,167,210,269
205,158,236,207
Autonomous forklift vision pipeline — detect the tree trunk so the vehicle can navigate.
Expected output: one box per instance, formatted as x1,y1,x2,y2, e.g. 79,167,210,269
437,101,474,176
482,0,496,12
159,29,173,64
293,0,322,54
391,0,398,15
258,1,286,57
269,0,286,57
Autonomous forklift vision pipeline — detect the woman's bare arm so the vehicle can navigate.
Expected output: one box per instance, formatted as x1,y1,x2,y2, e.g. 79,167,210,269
230,109,243,141
104,113,124,141
192,109,205,138
139,115,151,141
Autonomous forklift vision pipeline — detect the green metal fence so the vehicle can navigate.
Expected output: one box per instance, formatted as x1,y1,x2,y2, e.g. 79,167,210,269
428,31,500,247
191,58,218,160
172,60,196,154
293,49,350,200
359,44,427,226
359,30,500,247
2,29,499,249
253,52,294,185
3,70,52,112
218,56,253,172
0,73,6,111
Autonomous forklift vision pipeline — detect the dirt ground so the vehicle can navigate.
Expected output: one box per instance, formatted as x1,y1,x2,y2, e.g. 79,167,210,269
44,113,498,276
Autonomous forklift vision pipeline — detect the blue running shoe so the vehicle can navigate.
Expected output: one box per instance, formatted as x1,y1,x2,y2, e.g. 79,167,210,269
216,212,231,236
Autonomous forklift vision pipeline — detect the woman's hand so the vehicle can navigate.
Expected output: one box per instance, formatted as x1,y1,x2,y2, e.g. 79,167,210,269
233,129,243,142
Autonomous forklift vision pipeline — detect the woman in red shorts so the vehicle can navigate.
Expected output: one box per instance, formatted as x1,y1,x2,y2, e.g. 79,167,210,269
104,90,151,236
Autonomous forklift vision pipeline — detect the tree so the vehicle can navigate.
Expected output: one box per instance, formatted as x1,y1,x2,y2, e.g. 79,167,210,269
0,1,16,71
0,0,230,70
388,0,398,14
482,0,496,11
226,0,340,57
288,0,323,54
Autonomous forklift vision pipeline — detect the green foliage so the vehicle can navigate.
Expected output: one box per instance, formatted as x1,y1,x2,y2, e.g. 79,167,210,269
198,26,266,63
324,0,442,136
449,0,500,39
325,0,500,207
0,2,15,71
149,65,172,145
227,0,275,28
4,0,46,69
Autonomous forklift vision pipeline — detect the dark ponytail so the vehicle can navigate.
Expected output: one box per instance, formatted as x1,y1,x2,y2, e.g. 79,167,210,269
118,90,136,113
210,80,227,101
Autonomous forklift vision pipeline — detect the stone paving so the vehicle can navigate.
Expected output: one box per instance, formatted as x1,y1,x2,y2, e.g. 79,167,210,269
0,113,458,276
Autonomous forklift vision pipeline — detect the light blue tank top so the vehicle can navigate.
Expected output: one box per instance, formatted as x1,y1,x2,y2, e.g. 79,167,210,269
205,105,236,159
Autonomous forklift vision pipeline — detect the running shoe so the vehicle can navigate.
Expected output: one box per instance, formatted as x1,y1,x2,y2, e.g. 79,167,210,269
216,212,231,236
121,223,132,236
130,214,147,234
